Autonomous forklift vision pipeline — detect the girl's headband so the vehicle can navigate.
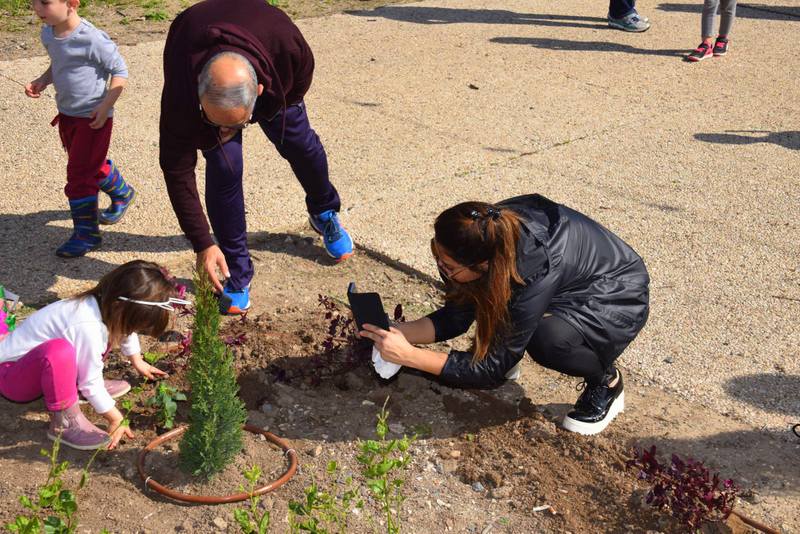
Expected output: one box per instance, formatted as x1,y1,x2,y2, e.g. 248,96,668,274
117,296,191,311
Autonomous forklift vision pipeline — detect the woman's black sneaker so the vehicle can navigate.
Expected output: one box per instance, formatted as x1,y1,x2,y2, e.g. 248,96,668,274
562,369,624,435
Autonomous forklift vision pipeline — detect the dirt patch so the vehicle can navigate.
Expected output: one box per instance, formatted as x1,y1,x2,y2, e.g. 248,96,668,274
0,236,794,533
0,0,409,62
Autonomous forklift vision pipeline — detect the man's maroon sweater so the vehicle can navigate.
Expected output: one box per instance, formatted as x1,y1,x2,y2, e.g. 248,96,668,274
159,0,314,252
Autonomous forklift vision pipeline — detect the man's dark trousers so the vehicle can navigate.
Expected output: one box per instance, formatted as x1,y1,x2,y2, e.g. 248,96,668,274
609,0,636,19
202,102,340,290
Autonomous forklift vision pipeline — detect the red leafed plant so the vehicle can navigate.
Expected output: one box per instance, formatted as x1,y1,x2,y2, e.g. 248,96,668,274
627,445,738,530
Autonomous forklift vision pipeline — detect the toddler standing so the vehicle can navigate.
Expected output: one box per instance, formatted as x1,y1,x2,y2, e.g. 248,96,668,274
687,0,737,61
25,0,135,257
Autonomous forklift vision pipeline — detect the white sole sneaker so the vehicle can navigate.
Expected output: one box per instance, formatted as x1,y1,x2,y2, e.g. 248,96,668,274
561,390,625,435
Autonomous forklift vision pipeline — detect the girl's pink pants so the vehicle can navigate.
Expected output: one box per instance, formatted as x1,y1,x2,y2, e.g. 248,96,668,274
0,339,78,411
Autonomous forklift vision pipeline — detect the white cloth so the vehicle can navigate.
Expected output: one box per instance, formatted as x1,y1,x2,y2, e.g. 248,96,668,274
0,296,140,414
371,346,402,379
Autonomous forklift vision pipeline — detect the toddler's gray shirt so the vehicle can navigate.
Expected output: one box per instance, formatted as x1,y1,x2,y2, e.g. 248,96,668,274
41,19,128,118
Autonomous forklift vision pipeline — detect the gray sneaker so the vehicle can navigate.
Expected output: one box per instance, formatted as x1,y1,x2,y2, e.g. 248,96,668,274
608,12,651,32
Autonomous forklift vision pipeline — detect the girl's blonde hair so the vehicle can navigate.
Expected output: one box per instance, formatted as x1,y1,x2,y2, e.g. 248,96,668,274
75,260,179,347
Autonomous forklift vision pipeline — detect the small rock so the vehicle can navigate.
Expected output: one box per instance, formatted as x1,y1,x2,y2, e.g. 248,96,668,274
449,450,461,459
388,423,405,434
212,517,227,530
312,444,323,457
361,399,375,406
663,357,673,364
260,402,275,414
471,481,485,492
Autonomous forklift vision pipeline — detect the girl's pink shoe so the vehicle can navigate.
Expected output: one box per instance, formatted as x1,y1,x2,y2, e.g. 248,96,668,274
79,379,131,404
48,403,111,450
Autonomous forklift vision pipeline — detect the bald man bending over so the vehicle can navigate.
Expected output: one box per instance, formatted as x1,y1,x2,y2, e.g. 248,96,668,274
160,0,353,314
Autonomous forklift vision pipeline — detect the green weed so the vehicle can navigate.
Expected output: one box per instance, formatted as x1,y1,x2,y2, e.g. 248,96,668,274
233,466,271,534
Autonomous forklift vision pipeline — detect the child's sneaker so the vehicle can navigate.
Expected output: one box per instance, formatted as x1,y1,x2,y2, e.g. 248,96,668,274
48,403,111,450
713,37,729,56
309,210,354,262
79,379,131,404
219,283,251,315
686,42,713,62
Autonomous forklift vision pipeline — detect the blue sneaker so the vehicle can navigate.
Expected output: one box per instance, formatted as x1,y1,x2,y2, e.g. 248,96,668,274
219,284,250,315
309,210,354,262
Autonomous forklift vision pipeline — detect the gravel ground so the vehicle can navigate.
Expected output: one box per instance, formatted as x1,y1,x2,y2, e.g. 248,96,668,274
0,0,797,457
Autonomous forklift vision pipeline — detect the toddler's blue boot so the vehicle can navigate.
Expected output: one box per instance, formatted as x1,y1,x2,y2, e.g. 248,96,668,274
56,196,102,258
97,160,135,225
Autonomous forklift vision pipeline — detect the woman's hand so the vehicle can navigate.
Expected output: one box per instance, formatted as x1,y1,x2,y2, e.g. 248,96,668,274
359,324,415,365
129,354,168,380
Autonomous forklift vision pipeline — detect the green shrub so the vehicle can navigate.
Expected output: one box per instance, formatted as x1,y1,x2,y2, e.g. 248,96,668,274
179,271,246,479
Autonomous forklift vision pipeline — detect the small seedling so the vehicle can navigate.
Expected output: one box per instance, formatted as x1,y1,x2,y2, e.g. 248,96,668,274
356,397,416,534
287,460,362,534
627,445,738,530
142,351,165,365
145,382,186,429
233,466,271,534
5,436,106,534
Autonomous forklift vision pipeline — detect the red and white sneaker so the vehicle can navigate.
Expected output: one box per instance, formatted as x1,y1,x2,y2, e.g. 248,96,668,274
713,37,729,56
686,42,713,62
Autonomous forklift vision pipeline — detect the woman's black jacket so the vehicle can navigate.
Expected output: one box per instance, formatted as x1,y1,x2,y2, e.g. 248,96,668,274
428,194,650,388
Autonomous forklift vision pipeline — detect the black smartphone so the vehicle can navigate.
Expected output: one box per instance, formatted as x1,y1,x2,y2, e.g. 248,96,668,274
347,282,390,332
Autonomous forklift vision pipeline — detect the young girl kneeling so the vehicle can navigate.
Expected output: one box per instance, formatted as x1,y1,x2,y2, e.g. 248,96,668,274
0,261,188,450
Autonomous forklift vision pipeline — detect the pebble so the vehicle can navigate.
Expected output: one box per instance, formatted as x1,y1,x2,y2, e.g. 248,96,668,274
471,481,485,492
388,423,405,434
449,450,461,459
312,444,323,457
212,517,227,530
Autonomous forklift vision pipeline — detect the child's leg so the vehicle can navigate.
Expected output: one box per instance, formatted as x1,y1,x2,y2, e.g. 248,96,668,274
54,116,107,257
701,0,721,41
60,116,113,201
718,0,737,37
0,339,78,411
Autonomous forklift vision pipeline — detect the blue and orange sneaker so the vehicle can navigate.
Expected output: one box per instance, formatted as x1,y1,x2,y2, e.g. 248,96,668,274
219,283,251,315
309,210,354,262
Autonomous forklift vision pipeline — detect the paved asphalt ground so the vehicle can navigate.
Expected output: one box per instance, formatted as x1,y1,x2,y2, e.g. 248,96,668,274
0,0,798,501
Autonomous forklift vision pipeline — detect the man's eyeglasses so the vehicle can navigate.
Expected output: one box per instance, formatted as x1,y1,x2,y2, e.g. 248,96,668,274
430,238,471,280
199,105,252,131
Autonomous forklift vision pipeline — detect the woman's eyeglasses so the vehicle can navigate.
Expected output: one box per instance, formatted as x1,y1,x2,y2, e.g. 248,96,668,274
430,239,471,280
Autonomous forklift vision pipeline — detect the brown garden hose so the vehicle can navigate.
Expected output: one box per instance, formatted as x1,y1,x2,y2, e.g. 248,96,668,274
137,424,297,504
730,510,780,534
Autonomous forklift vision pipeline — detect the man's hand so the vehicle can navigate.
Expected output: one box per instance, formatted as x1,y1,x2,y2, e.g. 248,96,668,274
89,104,111,129
197,244,229,293
25,79,48,98
129,353,168,380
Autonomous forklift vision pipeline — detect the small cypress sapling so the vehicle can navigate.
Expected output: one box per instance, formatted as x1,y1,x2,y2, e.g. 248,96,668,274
179,271,247,479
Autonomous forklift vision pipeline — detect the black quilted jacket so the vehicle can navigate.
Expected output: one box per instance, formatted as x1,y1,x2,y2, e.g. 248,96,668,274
430,194,650,388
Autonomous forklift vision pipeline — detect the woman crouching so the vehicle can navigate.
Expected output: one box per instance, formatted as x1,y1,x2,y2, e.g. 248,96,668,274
360,194,649,435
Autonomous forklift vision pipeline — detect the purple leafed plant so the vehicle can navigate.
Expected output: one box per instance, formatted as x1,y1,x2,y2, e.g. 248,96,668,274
627,445,738,530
